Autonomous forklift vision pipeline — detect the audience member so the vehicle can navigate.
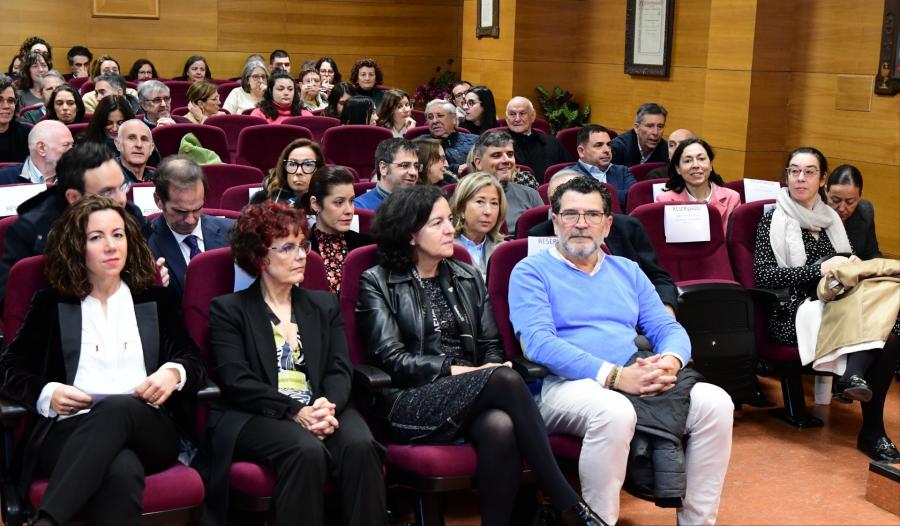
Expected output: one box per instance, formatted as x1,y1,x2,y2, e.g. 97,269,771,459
126,58,158,82
177,55,212,83
572,124,636,208
185,80,224,124
84,95,135,154
358,184,604,526
354,137,419,210
322,81,353,119
0,195,205,526
412,137,454,186
251,71,310,124
251,138,324,207
315,56,342,96
6,56,22,81
470,130,542,234
462,85,498,135
611,102,669,167
16,51,49,106
450,80,472,123
423,99,477,173
115,119,155,183
269,49,291,75
138,80,186,129
826,164,881,260
349,58,385,106
21,70,65,123
18,36,52,67
450,172,507,278
298,66,328,112
754,147,899,461
647,128,696,180
307,166,371,293
376,89,416,137
65,46,92,80
339,95,376,126
83,74,140,113
31,75,77,125
0,75,30,162
224,60,267,115
89,55,121,78
202,201,385,526
505,96,570,179
655,138,740,233
528,170,678,312
509,176,733,524
148,156,232,300
0,120,73,185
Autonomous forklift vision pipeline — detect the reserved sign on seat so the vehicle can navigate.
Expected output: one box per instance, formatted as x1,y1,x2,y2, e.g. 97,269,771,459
0,184,46,216
664,204,711,243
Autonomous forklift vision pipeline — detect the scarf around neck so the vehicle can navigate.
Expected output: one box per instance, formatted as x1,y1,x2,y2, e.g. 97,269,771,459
769,187,852,267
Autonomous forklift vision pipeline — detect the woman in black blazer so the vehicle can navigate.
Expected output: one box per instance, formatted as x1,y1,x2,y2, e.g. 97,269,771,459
825,164,882,261
0,195,206,526
203,201,385,526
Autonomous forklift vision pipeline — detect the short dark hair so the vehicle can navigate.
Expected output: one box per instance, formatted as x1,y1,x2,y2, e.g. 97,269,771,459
576,124,612,146
340,95,375,125
56,141,116,195
231,201,308,276
472,130,513,159
463,86,497,131
94,74,126,92
270,49,290,64
308,165,355,208
315,57,342,83
550,175,612,215
635,102,668,124
349,58,383,85
85,95,135,144
0,74,20,114
451,80,472,92
664,138,725,193
826,164,863,193
371,185,446,271
375,137,417,170
67,46,92,66
154,156,208,202
180,55,212,80
785,146,828,179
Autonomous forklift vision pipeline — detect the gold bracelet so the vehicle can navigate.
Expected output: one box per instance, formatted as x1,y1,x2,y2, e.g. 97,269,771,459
612,366,623,391
606,366,619,390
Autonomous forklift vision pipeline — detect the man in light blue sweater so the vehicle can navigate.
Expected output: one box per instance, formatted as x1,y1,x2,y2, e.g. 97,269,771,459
508,177,733,525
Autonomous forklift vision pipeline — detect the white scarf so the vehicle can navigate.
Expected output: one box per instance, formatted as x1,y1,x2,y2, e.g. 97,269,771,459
769,187,852,267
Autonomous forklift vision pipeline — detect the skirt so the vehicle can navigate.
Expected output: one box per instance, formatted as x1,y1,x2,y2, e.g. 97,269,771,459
388,367,498,443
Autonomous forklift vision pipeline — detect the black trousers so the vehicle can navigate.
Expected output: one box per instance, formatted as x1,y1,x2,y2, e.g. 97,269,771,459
37,395,179,526
234,406,386,526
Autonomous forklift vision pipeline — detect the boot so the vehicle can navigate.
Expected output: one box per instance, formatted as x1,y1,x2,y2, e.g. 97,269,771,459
558,499,609,526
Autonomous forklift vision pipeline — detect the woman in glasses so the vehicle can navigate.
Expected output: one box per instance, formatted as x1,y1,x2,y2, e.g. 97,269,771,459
461,85,498,136
251,138,324,208
15,51,49,107
224,60,268,116
184,80,224,125
203,201,386,526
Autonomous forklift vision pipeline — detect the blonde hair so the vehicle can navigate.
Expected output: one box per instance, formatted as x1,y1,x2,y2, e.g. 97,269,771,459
449,172,507,243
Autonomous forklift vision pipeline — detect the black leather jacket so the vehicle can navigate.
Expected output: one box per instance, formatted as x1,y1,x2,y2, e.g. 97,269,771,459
356,259,505,420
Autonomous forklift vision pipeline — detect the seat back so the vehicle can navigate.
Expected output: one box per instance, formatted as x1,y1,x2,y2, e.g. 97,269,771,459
215,82,240,106
17,104,41,117
442,183,457,198
79,80,95,95
201,164,264,209
219,183,264,212
235,124,313,174
205,114,268,161
0,215,18,259
403,125,430,140
355,208,375,236
162,80,193,109
69,77,89,90
724,179,745,203
727,199,775,288
628,161,667,182
514,205,551,239
485,239,529,358
2,255,48,340
625,177,668,214
630,202,734,283
151,124,230,162
410,109,426,126
353,182,375,196
322,126,393,181
281,116,340,142
67,122,89,137
543,161,576,184
554,128,580,161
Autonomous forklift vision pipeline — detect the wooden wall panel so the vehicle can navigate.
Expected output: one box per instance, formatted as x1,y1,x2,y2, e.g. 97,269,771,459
790,0,884,75
705,0,756,71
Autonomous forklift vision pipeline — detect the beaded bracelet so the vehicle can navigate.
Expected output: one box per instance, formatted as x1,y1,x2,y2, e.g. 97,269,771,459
612,366,623,391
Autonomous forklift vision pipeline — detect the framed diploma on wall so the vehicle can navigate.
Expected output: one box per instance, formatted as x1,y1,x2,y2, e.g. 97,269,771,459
92,0,159,19
476,0,500,38
625,0,675,77
875,0,900,95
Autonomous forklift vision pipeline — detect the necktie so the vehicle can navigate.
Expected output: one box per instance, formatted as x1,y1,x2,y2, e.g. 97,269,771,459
183,235,201,260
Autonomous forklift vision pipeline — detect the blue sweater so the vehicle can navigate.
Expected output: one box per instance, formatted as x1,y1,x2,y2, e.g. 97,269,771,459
353,184,388,211
508,249,690,381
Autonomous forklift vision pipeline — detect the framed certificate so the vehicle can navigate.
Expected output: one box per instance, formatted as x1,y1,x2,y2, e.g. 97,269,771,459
92,0,159,19
875,0,900,95
625,0,675,77
476,0,500,38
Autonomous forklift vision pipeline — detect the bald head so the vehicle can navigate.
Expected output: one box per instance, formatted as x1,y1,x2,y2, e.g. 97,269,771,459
667,129,696,159
116,119,153,169
505,96,536,134
547,170,582,202
27,121,74,181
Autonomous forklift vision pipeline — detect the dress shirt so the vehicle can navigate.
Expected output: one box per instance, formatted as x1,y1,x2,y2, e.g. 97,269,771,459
458,234,487,270
170,218,205,264
577,159,610,183
19,157,46,184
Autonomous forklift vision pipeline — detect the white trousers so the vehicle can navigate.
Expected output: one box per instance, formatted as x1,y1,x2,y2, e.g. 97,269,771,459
537,377,734,525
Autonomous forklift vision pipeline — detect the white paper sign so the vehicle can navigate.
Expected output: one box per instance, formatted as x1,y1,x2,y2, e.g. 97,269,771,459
132,186,161,216
247,187,262,201
664,205,710,243
0,183,46,216
349,214,360,233
652,182,666,200
527,236,557,255
743,178,781,203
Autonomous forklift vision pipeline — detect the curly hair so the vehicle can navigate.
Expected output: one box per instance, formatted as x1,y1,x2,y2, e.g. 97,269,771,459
264,138,325,202
349,58,383,86
85,95,135,144
315,57,342,83
46,85,86,124
449,171,507,243
18,36,52,66
126,58,158,81
371,185,446,272
231,201,309,276
550,174,612,215
16,51,48,92
45,196,157,299
89,55,120,80
375,88,410,130
664,138,724,194
258,71,302,120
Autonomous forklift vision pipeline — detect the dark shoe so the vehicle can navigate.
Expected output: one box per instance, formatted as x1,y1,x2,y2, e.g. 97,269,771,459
836,374,873,402
558,500,609,526
857,435,900,462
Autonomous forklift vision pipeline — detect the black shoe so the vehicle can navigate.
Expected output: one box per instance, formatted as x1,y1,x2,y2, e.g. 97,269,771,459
558,500,609,526
857,435,900,462
836,374,873,402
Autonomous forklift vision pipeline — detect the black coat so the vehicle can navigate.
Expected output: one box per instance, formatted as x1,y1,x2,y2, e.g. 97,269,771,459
845,199,881,261
528,214,678,309
509,130,571,182
610,129,668,167
356,259,505,420
0,286,206,494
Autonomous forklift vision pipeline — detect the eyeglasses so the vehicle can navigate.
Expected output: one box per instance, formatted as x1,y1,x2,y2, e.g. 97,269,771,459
452,92,466,100
392,161,423,171
284,159,318,175
557,210,608,226
249,74,267,81
785,167,820,179
0,97,17,107
95,181,131,199
269,241,312,257
145,96,171,106
463,99,480,108
204,96,221,103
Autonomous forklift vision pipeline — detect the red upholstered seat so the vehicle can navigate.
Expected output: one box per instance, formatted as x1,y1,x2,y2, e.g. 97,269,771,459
78,80,94,96
554,128,580,161
543,161,576,184
215,82,240,105
151,124,230,162
385,444,478,479
355,208,375,236
353,181,375,196
625,177,668,214
515,205,551,239
202,163,264,209
281,116,340,142
162,80,193,110
234,124,313,174
321,125,393,181
628,161,667,182
410,109,427,126
205,114,267,162
67,122,89,138
403,125,430,140
219,183,263,212
0,215,18,258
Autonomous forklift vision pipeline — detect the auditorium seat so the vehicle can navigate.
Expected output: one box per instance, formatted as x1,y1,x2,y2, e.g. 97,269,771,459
543,161,576,184
496,117,551,134
0,215,18,259
17,104,40,118
66,122,89,138
442,183,457,198
205,114,267,162
625,177,668,214
355,208,375,236
403,125,430,140
202,163,265,209
78,80,94,96
628,161,667,182
215,82,240,104
411,109,427,126
554,128,580,160
234,124,313,174
353,181,375,196
151,123,230,163
514,205,551,239
281,116,340,142
321,125,392,181
162,80,192,109
171,106,189,117
68,76,88,91
219,183,264,212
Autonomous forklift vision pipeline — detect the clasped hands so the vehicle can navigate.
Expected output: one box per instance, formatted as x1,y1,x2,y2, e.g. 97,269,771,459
613,354,681,397
293,397,339,440
49,368,180,415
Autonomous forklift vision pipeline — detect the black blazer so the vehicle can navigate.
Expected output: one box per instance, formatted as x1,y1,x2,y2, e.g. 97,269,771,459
845,200,881,261
528,214,679,309
0,286,206,489
610,129,668,167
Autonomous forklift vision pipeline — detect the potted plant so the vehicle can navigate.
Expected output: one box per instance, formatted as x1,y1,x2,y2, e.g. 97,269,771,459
535,85,591,134
414,59,458,109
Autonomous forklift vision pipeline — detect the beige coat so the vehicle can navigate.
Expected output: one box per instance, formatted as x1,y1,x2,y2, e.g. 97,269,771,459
815,258,900,359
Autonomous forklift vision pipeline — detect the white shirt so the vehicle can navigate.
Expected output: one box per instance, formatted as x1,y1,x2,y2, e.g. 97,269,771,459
223,87,260,116
577,159,610,183
36,282,186,418
19,157,46,184
169,217,205,265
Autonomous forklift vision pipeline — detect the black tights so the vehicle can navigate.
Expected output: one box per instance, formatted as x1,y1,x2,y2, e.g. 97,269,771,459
461,367,578,525
842,333,900,440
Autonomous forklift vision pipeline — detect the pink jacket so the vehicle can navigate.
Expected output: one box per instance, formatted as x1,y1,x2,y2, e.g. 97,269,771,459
655,182,741,233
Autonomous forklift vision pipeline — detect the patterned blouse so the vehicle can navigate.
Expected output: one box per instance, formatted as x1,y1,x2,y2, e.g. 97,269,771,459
269,308,312,405
316,230,350,294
